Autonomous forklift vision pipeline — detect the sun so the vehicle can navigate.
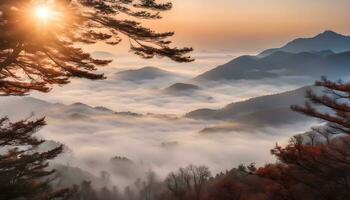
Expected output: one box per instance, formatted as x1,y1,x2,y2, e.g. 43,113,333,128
34,5,54,23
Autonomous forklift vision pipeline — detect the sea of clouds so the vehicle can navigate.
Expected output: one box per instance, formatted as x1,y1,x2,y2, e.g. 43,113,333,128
0,51,317,187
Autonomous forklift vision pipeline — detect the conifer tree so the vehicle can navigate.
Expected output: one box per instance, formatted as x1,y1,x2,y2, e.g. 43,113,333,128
254,78,350,200
292,77,350,138
0,0,192,199
0,117,71,199
0,0,193,95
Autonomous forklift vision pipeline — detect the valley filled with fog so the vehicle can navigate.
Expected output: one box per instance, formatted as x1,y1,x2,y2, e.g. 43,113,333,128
2,0,350,199
2,31,350,188
0,52,315,187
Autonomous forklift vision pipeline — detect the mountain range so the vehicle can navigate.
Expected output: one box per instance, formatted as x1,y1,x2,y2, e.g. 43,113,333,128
259,30,350,57
194,31,350,82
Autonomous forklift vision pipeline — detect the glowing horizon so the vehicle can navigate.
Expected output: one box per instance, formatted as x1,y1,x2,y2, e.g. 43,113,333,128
141,0,350,53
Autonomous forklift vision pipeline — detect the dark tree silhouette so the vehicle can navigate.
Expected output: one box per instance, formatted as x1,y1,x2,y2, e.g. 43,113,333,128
165,165,211,200
0,117,71,200
0,0,193,95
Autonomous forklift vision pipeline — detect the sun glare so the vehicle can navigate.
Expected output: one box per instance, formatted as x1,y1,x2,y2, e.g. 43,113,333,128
34,5,54,23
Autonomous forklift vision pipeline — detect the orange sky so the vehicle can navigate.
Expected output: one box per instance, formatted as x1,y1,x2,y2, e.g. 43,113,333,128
91,0,350,54
145,0,350,53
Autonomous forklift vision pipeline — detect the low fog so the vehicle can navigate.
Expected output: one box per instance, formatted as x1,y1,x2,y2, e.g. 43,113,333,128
0,52,318,188
0,96,314,188
31,51,311,115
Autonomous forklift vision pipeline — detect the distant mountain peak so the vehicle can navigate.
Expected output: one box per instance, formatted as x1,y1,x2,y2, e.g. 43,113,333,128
141,66,161,71
163,83,201,95
117,66,169,74
115,66,177,82
317,30,344,38
165,83,200,91
70,102,89,107
258,30,350,57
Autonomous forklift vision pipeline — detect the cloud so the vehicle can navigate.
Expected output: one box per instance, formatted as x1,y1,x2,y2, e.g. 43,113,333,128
0,52,318,187
42,109,291,183
0,95,315,188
